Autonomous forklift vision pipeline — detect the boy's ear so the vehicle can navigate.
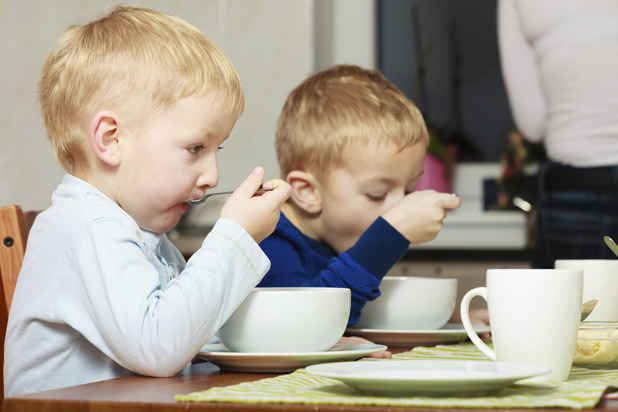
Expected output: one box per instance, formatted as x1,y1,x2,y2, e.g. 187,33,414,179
89,111,122,167
286,170,323,214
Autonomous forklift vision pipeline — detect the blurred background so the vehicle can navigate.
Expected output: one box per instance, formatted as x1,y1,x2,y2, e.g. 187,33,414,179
0,0,533,240
2,0,540,308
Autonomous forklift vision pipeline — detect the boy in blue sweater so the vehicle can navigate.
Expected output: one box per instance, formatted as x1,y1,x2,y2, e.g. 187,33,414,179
258,65,473,327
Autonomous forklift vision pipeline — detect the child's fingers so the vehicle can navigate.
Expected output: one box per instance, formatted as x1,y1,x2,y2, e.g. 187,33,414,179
339,336,372,344
260,178,285,190
233,166,266,198
438,192,462,210
364,350,392,359
261,179,291,202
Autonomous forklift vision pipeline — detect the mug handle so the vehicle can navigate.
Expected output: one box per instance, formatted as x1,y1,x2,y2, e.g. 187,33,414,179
460,287,496,360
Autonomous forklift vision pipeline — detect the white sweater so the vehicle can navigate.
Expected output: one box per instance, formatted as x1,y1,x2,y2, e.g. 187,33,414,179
4,174,269,396
498,0,618,167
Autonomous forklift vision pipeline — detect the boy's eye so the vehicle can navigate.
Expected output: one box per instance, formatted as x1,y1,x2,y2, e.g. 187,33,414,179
187,145,204,154
366,193,387,201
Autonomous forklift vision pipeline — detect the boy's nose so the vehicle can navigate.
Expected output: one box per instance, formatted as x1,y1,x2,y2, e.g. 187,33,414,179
196,165,219,190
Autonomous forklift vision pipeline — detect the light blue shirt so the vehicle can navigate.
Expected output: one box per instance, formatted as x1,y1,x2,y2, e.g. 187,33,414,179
4,175,269,396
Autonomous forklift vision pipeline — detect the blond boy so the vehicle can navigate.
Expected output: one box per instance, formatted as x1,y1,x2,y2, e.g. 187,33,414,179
5,6,289,396
258,65,462,325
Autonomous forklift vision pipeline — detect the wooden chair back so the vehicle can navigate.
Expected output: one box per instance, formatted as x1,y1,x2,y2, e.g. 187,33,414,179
0,205,37,399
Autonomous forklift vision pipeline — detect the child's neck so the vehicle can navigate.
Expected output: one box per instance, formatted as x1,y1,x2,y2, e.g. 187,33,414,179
282,203,317,240
283,202,343,253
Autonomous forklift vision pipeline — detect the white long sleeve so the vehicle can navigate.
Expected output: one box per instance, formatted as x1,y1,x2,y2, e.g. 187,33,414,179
498,0,618,167
4,174,269,396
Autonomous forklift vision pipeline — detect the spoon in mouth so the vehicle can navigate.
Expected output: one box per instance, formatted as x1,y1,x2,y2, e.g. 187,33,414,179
185,188,273,206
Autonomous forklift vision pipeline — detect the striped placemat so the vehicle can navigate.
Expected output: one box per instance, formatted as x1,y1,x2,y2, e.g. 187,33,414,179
176,342,618,409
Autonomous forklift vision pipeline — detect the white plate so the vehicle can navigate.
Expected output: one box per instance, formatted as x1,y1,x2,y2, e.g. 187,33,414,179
346,323,491,347
197,342,388,373
306,360,550,397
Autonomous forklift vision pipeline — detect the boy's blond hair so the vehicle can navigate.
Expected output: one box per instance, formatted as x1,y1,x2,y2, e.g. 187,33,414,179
39,5,244,173
275,64,428,179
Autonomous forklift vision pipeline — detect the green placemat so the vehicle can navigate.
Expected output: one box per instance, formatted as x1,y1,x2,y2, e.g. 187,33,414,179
176,342,618,409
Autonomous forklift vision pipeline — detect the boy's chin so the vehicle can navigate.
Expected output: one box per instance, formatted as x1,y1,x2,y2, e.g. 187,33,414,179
139,216,181,235
159,220,182,234
151,205,191,234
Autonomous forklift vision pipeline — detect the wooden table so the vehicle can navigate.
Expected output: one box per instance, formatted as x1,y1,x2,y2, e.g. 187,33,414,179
5,348,618,412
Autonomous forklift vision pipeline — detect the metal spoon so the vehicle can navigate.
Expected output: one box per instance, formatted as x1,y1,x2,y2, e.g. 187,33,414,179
604,236,618,258
185,188,273,206
581,299,598,322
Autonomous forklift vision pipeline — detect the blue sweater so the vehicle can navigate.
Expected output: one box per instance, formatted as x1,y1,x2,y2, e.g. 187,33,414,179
258,212,410,326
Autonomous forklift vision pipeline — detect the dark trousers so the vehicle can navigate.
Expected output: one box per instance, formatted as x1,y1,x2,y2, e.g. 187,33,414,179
532,162,618,268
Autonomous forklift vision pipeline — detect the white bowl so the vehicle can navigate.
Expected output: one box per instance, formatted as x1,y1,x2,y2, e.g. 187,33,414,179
353,276,457,330
217,287,351,353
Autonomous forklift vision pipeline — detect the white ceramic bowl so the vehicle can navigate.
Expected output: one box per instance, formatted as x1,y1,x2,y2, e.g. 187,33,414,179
217,287,351,353
353,276,457,330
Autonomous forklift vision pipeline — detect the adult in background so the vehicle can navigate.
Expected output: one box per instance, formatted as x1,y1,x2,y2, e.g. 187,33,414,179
498,0,618,268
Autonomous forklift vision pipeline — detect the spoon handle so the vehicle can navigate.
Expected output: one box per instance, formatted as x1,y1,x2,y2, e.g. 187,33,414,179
204,190,235,197
581,299,598,322
207,188,272,198
604,236,618,257
186,188,272,206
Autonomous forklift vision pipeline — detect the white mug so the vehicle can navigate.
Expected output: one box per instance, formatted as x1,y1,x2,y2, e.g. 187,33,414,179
555,260,618,321
460,269,583,382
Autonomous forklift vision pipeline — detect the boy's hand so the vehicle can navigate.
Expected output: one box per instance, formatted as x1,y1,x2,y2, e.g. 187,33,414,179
450,308,490,326
339,336,392,358
382,190,461,245
220,166,291,243
450,308,491,339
